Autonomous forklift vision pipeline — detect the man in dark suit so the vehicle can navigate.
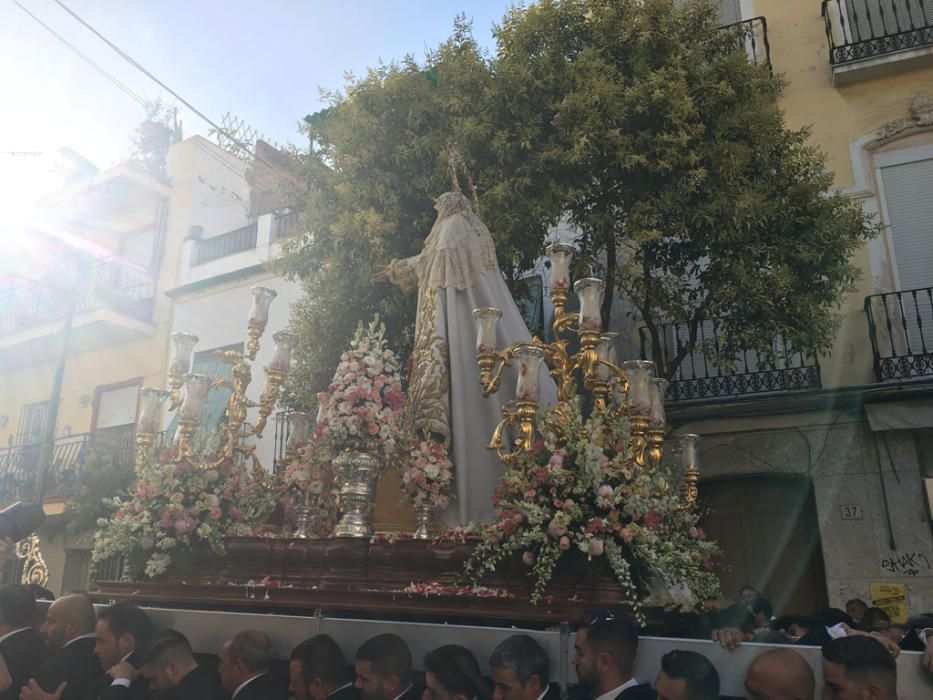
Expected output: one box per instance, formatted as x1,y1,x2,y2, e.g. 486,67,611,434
138,630,223,700
354,634,420,700
93,601,155,700
20,593,103,700
290,634,360,700
0,584,46,700
572,609,653,700
217,630,279,700
489,635,559,700
654,650,719,700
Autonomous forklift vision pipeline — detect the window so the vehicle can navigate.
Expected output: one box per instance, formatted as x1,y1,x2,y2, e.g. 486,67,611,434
16,401,48,445
878,153,933,292
165,344,243,441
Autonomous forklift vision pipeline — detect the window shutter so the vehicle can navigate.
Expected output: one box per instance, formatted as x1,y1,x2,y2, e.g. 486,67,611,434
880,157,933,292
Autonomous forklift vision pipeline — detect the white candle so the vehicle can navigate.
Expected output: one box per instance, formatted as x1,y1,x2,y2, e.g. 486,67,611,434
649,378,668,428
573,278,604,331
622,360,655,417
137,388,169,434
595,332,618,380
286,412,313,453
679,434,701,469
268,330,298,373
248,286,278,327
546,243,574,291
169,332,199,375
179,373,213,422
514,345,545,402
472,307,502,353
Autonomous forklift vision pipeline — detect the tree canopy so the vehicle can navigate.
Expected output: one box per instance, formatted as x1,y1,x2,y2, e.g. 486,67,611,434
277,0,875,411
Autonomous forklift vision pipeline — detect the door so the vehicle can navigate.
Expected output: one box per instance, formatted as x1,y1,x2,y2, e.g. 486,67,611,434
698,475,828,616
92,382,141,468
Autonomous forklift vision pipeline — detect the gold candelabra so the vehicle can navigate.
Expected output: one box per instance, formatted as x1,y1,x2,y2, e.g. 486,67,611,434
135,286,296,476
472,243,700,509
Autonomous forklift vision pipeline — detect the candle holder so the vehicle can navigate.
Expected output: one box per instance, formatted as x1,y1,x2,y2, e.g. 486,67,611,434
292,488,314,539
645,378,668,470
246,286,278,360
678,434,701,511
167,332,199,410
473,246,643,465
140,288,297,474
136,388,168,473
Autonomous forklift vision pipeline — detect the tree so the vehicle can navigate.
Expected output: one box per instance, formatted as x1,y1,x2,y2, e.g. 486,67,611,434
128,99,182,180
277,18,562,411
279,0,876,409
493,0,876,377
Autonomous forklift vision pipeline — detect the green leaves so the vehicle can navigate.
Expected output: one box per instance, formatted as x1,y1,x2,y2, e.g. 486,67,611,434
280,0,877,403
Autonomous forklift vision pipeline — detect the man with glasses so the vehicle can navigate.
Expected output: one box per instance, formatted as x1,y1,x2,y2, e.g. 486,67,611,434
572,609,653,700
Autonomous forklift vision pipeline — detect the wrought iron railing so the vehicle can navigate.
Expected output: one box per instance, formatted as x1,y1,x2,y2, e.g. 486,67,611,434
0,433,90,505
271,210,303,241
192,223,258,265
822,0,933,65
0,258,156,336
639,320,822,401
721,16,772,70
865,286,933,381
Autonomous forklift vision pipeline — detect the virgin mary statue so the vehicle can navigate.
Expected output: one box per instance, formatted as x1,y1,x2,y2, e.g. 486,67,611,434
378,192,557,525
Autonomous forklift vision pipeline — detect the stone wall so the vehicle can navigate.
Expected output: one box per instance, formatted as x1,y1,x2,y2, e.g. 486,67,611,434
682,409,933,615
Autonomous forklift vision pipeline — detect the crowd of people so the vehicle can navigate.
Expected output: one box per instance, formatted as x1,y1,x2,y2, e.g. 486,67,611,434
0,581,927,700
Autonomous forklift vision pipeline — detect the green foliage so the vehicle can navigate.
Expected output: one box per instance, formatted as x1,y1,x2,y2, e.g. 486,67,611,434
277,16,562,411
279,0,877,406
65,447,135,534
128,99,182,180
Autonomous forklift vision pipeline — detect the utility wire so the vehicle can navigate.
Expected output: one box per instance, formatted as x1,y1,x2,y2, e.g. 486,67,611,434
52,0,282,175
11,0,146,107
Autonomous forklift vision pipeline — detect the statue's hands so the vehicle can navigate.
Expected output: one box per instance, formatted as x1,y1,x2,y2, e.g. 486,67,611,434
372,265,391,284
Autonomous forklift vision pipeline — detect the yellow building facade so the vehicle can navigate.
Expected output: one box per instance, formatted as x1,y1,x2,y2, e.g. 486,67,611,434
0,137,251,592
666,0,933,618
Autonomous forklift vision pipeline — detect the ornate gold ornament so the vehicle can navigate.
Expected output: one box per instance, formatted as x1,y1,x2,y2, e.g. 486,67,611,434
472,244,701,509
17,534,49,588
136,287,296,476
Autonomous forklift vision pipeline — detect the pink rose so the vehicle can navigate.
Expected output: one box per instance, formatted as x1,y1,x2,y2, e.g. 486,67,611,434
522,551,535,566
559,536,571,551
589,539,605,556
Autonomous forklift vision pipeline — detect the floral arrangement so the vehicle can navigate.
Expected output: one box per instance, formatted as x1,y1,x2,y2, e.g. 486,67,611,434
313,316,406,460
279,439,340,537
92,448,276,578
464,400,719,622
399,438,455,511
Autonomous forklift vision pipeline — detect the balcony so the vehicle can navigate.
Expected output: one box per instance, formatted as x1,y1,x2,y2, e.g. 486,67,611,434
0,433,89,505
822,0,933,85
722,16,771,71
176,210,305,289
865,286,933,382
0,257,157,369
639,320,822,401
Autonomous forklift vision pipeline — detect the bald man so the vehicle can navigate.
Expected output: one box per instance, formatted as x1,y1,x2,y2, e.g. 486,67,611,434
217,630,281,700
20,594,103,700
744,648,815,700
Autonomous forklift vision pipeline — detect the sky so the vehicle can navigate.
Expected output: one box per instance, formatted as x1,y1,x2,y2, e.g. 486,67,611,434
0,0,510,217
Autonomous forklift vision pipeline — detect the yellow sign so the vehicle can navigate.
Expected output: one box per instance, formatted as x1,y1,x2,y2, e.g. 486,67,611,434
870,583,908,625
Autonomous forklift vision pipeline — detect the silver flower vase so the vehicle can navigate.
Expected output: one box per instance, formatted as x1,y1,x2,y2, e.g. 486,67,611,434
334,449,381,538
413,503,434,540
